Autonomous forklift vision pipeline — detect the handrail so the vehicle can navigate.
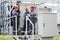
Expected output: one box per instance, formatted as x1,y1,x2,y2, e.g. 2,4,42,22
2,15,35,40
26,16,34,40
26,16,34,35
3,16,18,40
6,16,17,20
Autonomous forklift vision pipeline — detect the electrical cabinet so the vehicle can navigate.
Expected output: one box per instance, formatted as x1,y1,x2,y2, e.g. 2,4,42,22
38,13,58,37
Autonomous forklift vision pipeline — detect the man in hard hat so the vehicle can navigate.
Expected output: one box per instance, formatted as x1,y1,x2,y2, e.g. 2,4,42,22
11,4,20,35
23,8,31,35
30,5,37,35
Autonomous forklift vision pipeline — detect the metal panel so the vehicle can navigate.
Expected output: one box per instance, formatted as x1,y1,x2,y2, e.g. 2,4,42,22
38,13,58,37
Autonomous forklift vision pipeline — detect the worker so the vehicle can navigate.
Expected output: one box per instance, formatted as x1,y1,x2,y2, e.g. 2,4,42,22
23,8,31,35
11,5,20,35
30,5,37,35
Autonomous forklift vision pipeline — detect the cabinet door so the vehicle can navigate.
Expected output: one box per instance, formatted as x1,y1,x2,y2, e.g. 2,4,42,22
43,13,58,37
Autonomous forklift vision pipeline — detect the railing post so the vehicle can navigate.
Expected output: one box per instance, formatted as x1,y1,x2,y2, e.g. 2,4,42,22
15,16,19,40
25,16,28,40
26,16,34,40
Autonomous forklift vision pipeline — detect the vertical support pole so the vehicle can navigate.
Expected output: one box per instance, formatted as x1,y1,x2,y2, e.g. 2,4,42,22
15,16,18,40
32,24,34,35
15,17,17,35
31,17,34,40
25,16,28,37
32,24,34,40
39,36,42,40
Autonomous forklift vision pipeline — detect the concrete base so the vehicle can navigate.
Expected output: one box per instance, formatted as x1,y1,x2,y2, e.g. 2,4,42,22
41,37,53,40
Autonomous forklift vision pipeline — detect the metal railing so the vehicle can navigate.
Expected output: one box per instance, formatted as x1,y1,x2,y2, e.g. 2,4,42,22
26,16,34,35
25,16,34,40
5,16,18,40
2,15,35,40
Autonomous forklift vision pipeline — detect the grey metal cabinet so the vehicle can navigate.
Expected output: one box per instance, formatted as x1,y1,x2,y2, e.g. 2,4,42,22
38,13,58,37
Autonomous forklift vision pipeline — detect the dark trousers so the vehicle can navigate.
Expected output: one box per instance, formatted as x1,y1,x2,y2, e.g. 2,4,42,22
23,20,31,35
11,17,20,35
30,17,37,35
29,22,35,35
